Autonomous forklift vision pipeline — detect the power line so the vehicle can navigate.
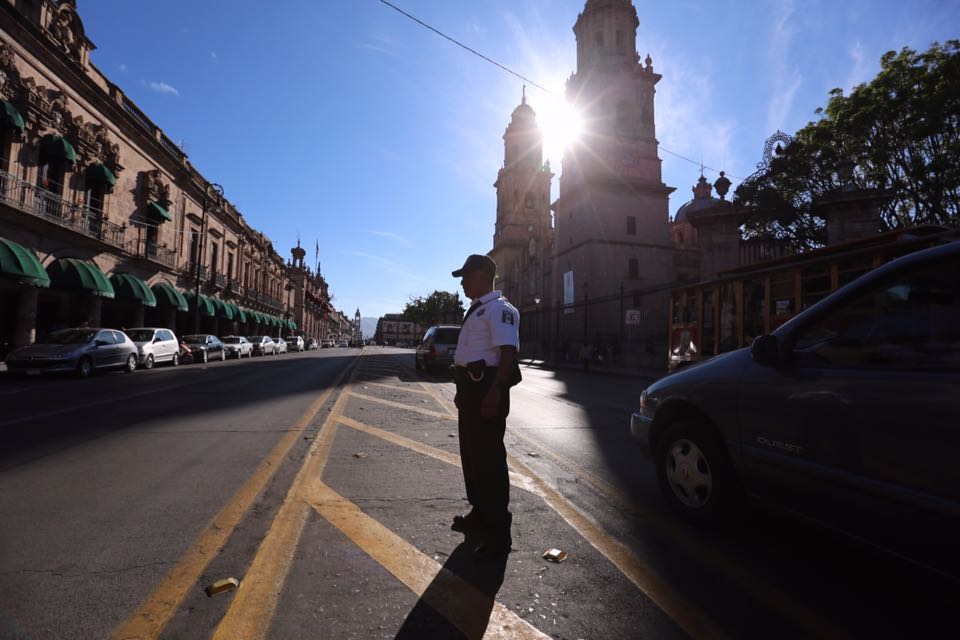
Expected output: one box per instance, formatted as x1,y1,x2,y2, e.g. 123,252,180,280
376,0,742,181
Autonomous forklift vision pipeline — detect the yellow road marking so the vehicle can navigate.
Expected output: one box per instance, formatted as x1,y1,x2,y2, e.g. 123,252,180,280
336,415,542,497
419,381,458,417
211,362,359,640
427,375,848,639
307,481,550,640
347,390,456,420
110,363,354,640
509,429,848,639
360,380,435,396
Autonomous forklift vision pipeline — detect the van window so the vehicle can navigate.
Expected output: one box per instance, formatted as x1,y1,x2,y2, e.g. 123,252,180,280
434,328,461,344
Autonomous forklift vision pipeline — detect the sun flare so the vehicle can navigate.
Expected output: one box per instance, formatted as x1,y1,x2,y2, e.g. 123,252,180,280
539,99,583,163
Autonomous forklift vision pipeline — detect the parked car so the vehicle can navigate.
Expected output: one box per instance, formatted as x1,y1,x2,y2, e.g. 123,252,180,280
126,327,180,368
5,328,138,378
284,335,304,352
248,335,276,356
180,334,226,363
415,325,461,372
631,240,960,578
305,338,318,351
273,337,288,354
222,335,253,359
321,339,335,348
337,340,349,348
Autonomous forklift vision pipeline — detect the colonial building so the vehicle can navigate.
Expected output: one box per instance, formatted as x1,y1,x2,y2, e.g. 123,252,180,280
374,314,423,346
287,241,334,342
0,0,334,355
488,89,553,318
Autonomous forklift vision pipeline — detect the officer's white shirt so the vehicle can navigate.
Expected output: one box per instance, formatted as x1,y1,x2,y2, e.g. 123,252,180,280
454,290,519,367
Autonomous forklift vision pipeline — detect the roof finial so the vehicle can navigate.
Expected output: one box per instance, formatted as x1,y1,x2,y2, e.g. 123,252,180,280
522,85,526,105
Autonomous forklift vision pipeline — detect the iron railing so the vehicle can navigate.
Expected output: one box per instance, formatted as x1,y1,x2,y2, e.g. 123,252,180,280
0,168,125,249
127,231,177,269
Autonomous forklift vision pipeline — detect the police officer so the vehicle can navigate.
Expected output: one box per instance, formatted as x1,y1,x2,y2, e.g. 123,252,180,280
450,254,520,558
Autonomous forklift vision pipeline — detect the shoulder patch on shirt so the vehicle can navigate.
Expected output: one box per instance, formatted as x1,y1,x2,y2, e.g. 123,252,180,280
476,308,485,317
501,310,514,325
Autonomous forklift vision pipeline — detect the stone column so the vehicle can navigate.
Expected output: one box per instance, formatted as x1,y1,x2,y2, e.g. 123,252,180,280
86,297,102,327
132,305,145,328
13,287,39,348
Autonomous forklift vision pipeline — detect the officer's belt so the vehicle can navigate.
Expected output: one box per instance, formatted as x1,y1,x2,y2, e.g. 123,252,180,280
453,365,498,385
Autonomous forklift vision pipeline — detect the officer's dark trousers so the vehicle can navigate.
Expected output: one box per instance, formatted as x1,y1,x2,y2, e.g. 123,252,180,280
455,368,511,539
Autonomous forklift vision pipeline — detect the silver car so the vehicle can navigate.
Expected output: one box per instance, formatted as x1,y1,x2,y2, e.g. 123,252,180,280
5,328,138,378
273,337,288,354
126,327,180,369
249,336,276,356
222,335,253,359
284,336,304,352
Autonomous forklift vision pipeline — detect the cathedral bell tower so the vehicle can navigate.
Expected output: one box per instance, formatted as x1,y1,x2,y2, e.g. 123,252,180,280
489,89,553,308
552,0,676,346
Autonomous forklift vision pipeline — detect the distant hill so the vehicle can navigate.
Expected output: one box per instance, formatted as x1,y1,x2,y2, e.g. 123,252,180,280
360,317,378,339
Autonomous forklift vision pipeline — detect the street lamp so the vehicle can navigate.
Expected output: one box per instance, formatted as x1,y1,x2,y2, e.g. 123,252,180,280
582,282,589,344
194,182,224,333
533,294,541,358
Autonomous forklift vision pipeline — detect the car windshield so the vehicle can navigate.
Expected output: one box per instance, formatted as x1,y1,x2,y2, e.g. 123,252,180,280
182,335,205,343
126,330,155,342
223,337,241,343
46,329,96,345
435,329,460,343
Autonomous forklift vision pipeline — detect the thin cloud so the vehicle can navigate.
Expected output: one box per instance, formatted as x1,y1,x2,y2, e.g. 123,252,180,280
765,0,802,133
844,41,871,91
366,230,413,247
118,63,127,72
341,249,430,284
149,81,180,96
210,51,218,61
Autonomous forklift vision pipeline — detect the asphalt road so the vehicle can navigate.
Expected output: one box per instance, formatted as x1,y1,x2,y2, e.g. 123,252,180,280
0,347,954,639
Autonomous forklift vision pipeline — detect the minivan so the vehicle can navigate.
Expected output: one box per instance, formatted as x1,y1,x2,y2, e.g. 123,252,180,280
415,325,461,372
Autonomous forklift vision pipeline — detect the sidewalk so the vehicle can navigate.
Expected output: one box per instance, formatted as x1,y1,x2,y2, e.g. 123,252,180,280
520,357,666,381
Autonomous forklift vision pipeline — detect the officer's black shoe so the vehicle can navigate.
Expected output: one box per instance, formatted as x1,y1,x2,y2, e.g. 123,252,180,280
451,511,481,533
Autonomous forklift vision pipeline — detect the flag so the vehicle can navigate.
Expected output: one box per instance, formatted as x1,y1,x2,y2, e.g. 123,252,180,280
315,239,319,272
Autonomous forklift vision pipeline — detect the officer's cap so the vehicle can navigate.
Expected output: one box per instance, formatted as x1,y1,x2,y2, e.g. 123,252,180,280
452,254,497,278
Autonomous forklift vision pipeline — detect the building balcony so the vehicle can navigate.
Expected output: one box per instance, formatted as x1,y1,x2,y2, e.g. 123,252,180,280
228,280,242,295
213,272,226,290
183,262,209,282
0,168,125,250
128,234,177,269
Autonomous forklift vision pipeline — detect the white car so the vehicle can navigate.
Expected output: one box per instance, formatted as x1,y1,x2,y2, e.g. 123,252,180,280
125,327,180,369
337,340,349,348
272,337,288,354
284,335,304,352
321,339,335,348
222,335,253,358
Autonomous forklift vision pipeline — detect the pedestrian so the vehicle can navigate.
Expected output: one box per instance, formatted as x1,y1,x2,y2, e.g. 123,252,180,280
450,254,520,559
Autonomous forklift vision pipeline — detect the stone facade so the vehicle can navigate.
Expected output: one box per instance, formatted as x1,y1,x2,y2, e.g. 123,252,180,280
374,314,423,346
0,0,335,353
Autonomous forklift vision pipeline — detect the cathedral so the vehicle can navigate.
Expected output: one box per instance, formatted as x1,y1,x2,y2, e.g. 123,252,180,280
490,0,681,365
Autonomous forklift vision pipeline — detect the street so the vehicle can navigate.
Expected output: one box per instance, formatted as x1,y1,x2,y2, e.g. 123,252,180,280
0,347,954,639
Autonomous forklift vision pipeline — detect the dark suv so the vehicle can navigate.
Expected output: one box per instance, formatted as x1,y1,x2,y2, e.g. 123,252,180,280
415,325,461,372
632,240,960,578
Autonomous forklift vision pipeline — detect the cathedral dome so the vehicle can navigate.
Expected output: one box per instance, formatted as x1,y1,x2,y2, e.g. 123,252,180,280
674,174,727,223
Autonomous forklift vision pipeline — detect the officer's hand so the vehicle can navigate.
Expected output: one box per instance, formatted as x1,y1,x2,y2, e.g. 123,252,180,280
481,386,501,419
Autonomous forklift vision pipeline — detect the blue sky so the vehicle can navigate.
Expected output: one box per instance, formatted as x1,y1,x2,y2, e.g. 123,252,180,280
78,0,960,319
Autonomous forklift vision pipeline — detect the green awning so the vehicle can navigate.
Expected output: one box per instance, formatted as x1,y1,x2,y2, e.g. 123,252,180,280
40,134,77,164
0,237,50,287
147,201,172,222
254,312,266,325
86,163,117,187
183,291,215,317
0,101,25,133
210,297,234,320
151,281,188,312
47,258,114,298
232,305,247,323
109,273,157,308
289,320,298,331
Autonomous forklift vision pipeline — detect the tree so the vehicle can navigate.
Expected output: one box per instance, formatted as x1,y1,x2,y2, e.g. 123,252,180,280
736,40,960,248
403,290,465,327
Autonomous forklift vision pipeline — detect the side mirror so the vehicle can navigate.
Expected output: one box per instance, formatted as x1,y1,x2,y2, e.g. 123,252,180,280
751,335,780,367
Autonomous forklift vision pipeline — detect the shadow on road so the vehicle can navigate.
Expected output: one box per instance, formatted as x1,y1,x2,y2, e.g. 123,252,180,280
394,539,507,640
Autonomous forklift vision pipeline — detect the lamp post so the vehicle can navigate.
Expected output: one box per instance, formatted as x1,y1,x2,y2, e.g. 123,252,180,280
533,294,541,358
193,182,224,333
582,282,589,344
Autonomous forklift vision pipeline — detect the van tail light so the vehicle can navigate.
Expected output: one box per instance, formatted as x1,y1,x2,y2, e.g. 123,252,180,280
430,345,437,357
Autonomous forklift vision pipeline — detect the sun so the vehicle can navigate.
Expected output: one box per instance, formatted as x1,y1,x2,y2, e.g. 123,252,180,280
538,98,583,164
